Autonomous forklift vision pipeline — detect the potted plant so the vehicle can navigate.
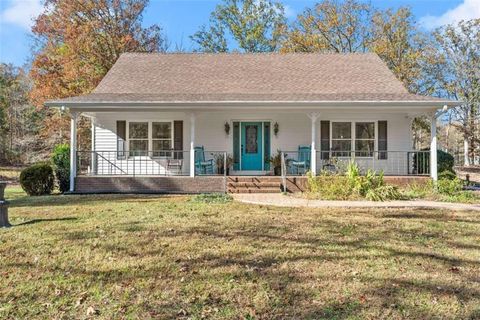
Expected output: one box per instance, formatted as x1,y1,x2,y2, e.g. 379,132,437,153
269,150,288,176
214,153,234,175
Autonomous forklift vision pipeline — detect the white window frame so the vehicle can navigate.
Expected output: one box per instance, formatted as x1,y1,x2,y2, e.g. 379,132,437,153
151,121,174,158
331,122,354,157
127,121,149,157
330,121,378,158
126,120,174,158
354,122,376,158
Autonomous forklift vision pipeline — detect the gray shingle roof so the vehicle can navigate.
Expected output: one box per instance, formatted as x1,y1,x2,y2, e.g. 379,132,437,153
46,52,457,106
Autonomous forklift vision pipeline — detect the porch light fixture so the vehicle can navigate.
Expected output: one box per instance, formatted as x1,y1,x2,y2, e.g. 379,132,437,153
224,122,230,135
273,122,279,137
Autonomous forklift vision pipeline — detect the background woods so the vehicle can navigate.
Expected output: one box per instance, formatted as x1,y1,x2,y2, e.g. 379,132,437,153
0,0,478,166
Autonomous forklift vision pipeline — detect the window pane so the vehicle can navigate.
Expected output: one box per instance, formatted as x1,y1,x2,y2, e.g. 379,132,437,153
129,140,148,153
332,122,351,139
332,140,351,152
152,122,171,139
153,140,171,151
129,122,148,139
355,122,375,139
245,125,258,154
355,140,374,156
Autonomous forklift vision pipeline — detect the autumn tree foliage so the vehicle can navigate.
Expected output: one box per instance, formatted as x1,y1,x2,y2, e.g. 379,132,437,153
29,0,165,149
280,0,373,54
190,0,287,53
280,1,424,92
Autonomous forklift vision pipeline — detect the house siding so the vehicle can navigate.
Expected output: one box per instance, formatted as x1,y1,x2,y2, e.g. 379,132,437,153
90,109,413,176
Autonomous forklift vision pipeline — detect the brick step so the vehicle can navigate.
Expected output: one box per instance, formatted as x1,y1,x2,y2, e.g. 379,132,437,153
227,177,282,183
227,182,281,188
228,188,280,193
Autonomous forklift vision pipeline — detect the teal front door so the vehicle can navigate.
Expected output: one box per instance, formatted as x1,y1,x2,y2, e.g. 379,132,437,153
241,122,263,170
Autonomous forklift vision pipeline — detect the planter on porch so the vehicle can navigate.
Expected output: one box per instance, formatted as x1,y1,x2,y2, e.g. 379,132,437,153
214,153,233,176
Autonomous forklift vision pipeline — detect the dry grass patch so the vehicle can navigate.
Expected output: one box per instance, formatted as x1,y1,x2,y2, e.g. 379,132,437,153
1,187,480,319
0,166,23,184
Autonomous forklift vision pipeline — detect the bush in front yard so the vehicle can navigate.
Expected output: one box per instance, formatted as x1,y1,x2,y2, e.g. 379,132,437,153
20,163,54,196
414,150,455,174
438,170,457,181
51,144,70,193
437,177,463,195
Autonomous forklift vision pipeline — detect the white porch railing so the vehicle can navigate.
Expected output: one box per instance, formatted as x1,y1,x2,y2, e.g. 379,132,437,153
77,150,430,178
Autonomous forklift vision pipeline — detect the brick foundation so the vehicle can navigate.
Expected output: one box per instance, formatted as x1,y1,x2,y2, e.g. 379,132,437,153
75,175,430,194
75,176,225,194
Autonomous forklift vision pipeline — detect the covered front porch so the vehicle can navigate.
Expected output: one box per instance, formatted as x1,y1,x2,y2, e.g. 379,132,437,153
68,107,441,193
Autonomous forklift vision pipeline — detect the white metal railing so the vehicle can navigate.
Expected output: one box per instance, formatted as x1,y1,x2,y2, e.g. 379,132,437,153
281,151,287,192
279,150,430,176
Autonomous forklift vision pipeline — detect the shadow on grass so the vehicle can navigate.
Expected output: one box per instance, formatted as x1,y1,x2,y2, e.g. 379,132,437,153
14,217,78,226
383,212,480,224
8,193,174,208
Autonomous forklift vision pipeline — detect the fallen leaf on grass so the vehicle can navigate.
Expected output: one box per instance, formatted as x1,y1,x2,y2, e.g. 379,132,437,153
86,306,98,316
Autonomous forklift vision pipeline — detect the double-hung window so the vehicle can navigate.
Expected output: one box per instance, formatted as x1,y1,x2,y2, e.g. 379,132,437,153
152,122,172,157
129,122,148,156
127,121,173,157
331,122,352,157
330,121,377,158
355,122,375,157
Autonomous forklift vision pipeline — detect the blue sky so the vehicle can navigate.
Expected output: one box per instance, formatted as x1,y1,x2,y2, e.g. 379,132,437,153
1,0,479,67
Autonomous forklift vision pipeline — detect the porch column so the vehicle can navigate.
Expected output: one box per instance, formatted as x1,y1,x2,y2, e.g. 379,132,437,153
430,114,438,181
464,138,470,166
309,113,320,175
69,111,78,192
91,118,97,175
189,113,196,177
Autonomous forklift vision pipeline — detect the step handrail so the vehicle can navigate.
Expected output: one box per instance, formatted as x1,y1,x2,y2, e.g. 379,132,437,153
94,151,127,175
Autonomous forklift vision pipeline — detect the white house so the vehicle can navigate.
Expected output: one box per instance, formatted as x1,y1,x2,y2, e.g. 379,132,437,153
45,53,460,193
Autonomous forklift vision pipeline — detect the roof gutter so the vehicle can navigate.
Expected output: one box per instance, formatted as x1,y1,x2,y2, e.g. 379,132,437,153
45,99,462,109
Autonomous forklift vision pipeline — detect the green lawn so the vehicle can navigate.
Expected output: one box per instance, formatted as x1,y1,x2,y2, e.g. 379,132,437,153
1,187,479,319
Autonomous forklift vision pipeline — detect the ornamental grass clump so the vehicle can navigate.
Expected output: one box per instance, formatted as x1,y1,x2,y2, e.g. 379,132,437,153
306,160,401,201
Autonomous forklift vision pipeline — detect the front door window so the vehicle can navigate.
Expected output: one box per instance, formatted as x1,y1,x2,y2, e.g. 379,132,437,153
245,125,258,153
